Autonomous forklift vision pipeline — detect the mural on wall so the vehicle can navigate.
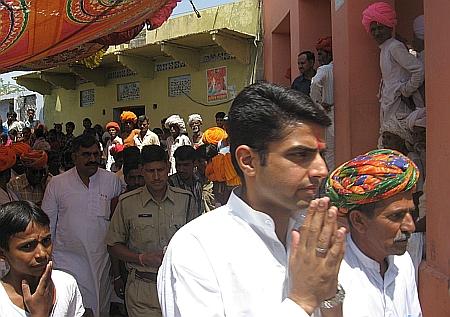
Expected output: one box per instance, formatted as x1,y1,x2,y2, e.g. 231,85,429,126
207,66,228,103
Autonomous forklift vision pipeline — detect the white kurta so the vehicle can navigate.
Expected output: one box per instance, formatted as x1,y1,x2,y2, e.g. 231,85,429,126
42,167,123,317
158,189,310,317
337,235,422,317
105,136,123,172
378,38,424,143
310,62,334,170
166,134,192,175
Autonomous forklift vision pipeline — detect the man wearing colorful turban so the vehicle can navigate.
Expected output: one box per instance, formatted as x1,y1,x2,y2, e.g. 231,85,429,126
362,2,424,147
8,150,50,206
188,113,203,149
311,35,335,169
325,149,422,316
165,114,192,174
0,145,19,205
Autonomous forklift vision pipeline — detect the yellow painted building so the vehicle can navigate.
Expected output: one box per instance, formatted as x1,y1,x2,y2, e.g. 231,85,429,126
17,0,262,134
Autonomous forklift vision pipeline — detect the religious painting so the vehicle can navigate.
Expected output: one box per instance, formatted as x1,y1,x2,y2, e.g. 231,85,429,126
207,66,228,102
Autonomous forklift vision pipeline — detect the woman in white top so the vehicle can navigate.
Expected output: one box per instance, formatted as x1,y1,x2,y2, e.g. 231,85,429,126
105,121,123,171
0,201,85,317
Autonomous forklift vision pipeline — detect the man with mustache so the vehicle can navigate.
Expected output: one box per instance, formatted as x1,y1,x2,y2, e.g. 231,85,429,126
106,145,196,317
325,149,422,317
42,134,124,317
362,2,424,147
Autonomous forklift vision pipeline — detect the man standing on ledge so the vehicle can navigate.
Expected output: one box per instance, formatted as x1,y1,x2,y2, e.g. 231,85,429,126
326,149,422,316
291,51,316,95
158,82,346,317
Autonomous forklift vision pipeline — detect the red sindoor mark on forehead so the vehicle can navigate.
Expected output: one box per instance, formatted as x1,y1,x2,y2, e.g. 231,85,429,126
316,137,326,151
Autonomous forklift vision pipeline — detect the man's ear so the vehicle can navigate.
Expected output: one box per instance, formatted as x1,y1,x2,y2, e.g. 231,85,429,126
235,145,258,178
348,210,369,234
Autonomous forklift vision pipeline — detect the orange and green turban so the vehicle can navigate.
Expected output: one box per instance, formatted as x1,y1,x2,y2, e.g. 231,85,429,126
326,149,419,214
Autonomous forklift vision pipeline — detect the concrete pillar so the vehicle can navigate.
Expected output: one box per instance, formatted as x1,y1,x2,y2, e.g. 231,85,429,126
331,0,395,164
419,0,450,315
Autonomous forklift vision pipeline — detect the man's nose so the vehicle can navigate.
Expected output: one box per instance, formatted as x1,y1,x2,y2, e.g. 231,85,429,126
401,212,416,233
309,152,328,179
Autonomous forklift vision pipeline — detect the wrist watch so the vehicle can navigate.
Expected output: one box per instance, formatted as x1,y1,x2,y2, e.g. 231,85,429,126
320,283,345,309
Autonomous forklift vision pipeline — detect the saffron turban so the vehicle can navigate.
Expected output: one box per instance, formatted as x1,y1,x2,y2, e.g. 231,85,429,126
21,150,48,169
188,114,203,125
316,36,333,53
202,127,228,145
362,2,397,33
326,149,419,213
11,142,32,156
120,111,137,123
406,108,426,131
0,146,17,172
165,115,187,133
413,15,425,40
106,121,120,132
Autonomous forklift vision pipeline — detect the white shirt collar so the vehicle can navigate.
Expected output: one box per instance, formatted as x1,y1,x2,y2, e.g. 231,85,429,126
347,234,394,273
226,188,282,247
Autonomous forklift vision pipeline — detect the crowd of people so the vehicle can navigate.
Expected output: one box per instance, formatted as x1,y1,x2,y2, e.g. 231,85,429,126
0,2,426,317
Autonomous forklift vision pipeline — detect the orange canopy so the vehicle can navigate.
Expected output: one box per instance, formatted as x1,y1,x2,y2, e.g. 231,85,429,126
0,0,179,72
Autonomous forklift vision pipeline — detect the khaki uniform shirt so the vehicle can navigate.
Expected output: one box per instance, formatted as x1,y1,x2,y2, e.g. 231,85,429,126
106,185,195,273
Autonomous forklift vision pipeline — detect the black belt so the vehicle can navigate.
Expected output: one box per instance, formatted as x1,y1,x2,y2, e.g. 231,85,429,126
134,270,158,282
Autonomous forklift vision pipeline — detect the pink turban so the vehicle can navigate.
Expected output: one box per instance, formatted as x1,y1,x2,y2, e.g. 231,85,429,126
362,2,397,33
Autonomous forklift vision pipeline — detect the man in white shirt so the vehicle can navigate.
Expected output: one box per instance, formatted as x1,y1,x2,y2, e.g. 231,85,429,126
158,82,347,317
310,36,334,170
42,134,124,317
362,2,424,146
134,115,160,150
326,149,422,317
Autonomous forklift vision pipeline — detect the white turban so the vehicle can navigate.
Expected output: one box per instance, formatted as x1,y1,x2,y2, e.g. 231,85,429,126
413,15,424,40
165,114,187,133
406,108,426,131
188,114,203,126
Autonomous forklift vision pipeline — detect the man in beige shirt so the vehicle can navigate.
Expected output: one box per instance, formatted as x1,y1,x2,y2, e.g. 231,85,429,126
106,145,196,317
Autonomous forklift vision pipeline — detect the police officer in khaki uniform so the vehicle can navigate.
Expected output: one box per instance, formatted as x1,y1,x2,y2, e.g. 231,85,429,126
106,145,197,317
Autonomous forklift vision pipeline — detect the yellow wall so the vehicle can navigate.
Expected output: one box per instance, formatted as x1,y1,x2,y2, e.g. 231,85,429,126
44,48,252,135
43,0,260,134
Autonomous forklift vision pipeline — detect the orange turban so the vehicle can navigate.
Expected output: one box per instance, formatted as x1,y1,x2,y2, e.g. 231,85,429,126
202,127,228,145
11,142,32,156
106,121,120,131
120,111,137,123
21,150,48,169
316,36,333,53
0,146,17,172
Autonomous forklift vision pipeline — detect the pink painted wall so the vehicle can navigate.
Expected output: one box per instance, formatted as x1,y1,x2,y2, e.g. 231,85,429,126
419,0,450,315
263,0,331,86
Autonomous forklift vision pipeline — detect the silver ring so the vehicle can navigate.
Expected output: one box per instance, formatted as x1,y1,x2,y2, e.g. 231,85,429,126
315,246,328,254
